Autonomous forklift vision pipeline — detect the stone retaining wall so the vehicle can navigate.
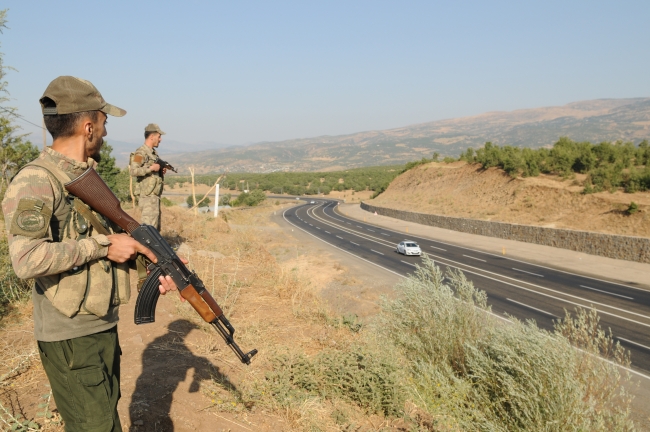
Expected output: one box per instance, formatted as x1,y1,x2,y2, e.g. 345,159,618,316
360,202,650,264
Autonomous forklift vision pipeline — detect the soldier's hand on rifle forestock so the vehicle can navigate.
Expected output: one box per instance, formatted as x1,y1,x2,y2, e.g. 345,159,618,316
149,163,161,172
162,167,167,175
106,234,157,264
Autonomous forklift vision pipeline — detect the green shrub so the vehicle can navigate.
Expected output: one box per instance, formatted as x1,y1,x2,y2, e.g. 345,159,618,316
233,189,266,207
161,197,174,207
263,347,407,416
375,255,633,430
626,201,639,215
219,193,232,206
186,194,210,208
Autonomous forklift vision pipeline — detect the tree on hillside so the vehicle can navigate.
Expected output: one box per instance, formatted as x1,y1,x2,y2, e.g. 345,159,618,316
187,194,210,208
96,143,121,187
0,12,39,193
96,143,131,202
0,118,39,192
0,10,11,107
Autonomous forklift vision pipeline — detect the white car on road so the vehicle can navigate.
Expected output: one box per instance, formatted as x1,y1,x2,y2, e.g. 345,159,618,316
397,241,421,256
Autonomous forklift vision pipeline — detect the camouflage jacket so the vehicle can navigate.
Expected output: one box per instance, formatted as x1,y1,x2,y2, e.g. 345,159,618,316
1,148,127,341
129,144,163,197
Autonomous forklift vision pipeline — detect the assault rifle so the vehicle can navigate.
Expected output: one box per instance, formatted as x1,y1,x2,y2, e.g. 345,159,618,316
154,157,177,178
65,168,257,365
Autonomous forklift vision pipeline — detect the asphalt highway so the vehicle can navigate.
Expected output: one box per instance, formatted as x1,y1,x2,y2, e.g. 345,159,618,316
282,198,650,377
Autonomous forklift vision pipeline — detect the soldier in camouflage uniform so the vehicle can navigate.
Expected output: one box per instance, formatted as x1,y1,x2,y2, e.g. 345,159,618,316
129,124,166,230
1,76,180,432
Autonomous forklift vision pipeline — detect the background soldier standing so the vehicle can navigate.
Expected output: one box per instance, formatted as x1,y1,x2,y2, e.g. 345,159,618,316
129,124,166,230
1,76,179,432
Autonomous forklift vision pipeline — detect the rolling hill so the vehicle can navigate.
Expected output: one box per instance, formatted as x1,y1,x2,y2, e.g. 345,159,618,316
165,98,650,174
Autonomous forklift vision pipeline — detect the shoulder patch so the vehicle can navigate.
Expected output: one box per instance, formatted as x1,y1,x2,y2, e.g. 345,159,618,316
9,198,53,238
133,154,144,164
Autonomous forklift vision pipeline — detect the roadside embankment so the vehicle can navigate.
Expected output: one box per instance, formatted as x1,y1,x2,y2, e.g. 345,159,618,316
339,203,650,289
360,201,650,264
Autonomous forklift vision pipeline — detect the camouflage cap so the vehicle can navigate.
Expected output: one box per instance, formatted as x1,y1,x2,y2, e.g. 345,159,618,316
40,76,126,117
144,123,166,135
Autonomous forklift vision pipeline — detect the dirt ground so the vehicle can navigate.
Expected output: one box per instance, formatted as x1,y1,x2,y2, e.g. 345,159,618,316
369,161,650,237
0,202,401,431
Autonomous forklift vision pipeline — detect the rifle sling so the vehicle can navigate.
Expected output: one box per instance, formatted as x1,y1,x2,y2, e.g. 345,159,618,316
73,198,111,236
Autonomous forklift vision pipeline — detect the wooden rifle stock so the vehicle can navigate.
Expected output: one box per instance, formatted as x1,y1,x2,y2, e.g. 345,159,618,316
65,168,141,233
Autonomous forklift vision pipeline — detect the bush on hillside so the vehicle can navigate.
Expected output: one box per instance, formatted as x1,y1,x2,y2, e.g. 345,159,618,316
233,189,266,207
186,194,210,208
461,138,650,192
374,255,633,430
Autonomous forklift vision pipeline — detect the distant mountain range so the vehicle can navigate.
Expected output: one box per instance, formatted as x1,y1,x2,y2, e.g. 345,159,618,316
148,98,650,174
105,139,235,168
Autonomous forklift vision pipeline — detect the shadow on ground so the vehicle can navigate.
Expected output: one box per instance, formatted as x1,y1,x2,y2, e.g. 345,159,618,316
128,319,238,431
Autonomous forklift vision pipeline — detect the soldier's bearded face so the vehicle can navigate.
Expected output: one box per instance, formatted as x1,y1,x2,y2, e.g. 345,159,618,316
86,112,108,162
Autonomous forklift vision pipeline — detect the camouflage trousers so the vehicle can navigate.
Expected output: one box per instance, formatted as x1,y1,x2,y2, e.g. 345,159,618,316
37,327,122,432
139,195,161,230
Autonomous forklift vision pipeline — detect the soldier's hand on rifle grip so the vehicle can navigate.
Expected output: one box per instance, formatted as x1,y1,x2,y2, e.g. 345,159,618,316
106,233,157,264
149,163,161,172
157,257,189,301
162,167,167,175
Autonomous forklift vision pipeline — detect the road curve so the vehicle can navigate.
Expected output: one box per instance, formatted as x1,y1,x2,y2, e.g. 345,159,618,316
281,198,650,378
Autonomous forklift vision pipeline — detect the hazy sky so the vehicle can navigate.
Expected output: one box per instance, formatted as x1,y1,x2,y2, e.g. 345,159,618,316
2,1,649,148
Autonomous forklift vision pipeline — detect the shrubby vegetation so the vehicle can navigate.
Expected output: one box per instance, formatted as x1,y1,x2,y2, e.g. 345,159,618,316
0,10,38,319
232,189,266,207
186,194,210,208
96,143,132,202
459,138,650,193
257,256,633,430
165,165,404,196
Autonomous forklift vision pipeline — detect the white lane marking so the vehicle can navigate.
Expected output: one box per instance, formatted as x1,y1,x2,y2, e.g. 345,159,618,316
347,222,352,225
401,260,416,267
336,235,343,239
381,233,390,236
351,242,360,246
617,337,650,351
430,245,446,251
325,231,331,234
292,205,650,381
357,225,363,228
371,249,384,255
411,237,648,292
282,208,404,280
426,252,650,328
316,227,320,230
513,268,544,277
580,285,633,300
367,229,375,232
463,254,487,262
309,224,313,226
507,298,558,318
312,206,650,322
